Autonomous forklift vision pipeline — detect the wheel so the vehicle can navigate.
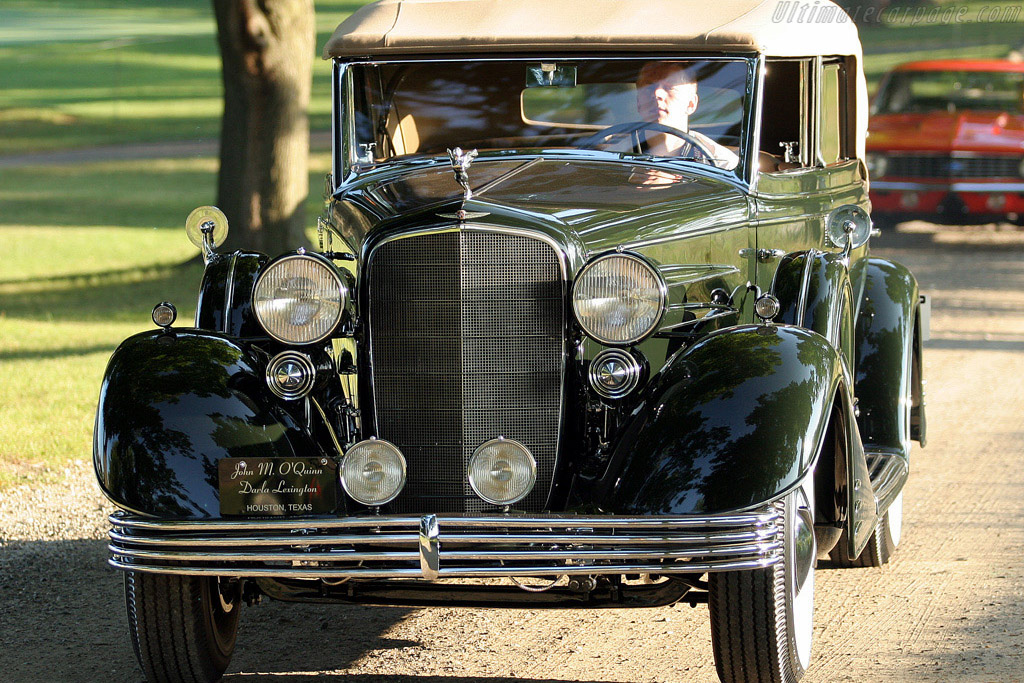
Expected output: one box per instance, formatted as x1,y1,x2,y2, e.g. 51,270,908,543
828,491,902,567
125,572,241,683
709,488,816,682
830,330,911,569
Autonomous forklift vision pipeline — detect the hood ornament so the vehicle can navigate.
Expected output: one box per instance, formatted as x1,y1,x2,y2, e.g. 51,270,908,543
440,147,489,221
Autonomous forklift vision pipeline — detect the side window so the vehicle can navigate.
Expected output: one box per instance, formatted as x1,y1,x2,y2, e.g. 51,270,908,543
819,61,846,165
760,59,813,170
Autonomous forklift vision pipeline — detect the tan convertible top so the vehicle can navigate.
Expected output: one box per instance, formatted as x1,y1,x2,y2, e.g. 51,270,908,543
324,0,862,59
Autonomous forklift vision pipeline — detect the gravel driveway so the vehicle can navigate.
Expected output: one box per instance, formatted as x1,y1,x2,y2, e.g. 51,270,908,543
2,223,1022,682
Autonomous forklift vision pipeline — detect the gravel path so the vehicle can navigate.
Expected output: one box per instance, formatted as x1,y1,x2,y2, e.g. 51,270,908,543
2,223,1022,682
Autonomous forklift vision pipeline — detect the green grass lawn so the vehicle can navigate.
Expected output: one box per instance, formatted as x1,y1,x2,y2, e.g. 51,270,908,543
0,0,370,153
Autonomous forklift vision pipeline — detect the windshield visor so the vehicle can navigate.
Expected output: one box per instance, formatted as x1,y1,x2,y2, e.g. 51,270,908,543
347,58,752,175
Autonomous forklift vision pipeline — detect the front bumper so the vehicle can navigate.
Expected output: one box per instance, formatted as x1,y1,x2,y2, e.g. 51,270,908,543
108,505,783,580
870,180,1024,220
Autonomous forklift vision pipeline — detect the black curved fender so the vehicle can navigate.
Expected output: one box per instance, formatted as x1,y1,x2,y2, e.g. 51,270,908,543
93,330,330,518
585,325,875,537
854,258,923,454
195,251,268,336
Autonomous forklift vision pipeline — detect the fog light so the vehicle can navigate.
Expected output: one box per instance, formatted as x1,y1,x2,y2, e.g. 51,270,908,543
755,294,781,323
152,302,177,328
987,193,1007,211
265,351,316,400
588,349,642,399
341,438,406,506
468,438,536,506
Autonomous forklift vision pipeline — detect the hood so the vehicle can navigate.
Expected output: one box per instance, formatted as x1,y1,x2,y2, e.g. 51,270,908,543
334,156,749,261
868,111,1024,153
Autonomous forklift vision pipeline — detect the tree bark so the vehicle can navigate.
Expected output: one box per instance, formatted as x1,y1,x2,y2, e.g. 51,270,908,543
213,0,314,254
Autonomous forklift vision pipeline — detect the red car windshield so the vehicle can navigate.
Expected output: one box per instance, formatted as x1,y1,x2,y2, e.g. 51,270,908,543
875,69,1024,114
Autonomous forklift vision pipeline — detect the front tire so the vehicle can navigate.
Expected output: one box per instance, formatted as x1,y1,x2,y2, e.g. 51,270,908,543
709,490,816,682
828,491,902,567
125,572,241,683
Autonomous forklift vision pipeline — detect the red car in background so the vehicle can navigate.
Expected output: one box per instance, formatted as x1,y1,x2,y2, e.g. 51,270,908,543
868,59,1024,227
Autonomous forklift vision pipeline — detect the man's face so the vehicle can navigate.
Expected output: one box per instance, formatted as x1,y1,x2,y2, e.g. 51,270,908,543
636,65,699,131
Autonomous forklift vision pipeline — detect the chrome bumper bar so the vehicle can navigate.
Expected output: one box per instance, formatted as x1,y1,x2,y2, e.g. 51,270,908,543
108,507,783,580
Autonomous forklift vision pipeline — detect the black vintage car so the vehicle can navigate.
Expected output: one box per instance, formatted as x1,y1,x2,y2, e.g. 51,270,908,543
94,1,927,681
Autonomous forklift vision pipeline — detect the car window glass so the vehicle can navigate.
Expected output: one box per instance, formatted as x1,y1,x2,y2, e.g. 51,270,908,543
819,63,842,165
348,59,751,175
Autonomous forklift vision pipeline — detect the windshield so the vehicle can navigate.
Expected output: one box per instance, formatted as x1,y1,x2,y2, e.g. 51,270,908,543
875,69,1024,114
347,58,752,176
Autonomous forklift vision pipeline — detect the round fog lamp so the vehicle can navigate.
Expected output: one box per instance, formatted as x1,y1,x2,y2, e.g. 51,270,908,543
468,438,537,506
341,439,406,506
265,351,316,400
588,349,642,399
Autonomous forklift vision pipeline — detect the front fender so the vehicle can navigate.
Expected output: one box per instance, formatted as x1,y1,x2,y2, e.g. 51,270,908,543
93,330,329,518
587,325,846,515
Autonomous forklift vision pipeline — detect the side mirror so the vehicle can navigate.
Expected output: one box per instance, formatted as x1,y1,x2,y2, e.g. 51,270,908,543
185,206,229,263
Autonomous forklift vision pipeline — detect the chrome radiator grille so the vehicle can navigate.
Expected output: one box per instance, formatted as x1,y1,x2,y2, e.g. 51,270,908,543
367,229,564,513
886,153,1020,179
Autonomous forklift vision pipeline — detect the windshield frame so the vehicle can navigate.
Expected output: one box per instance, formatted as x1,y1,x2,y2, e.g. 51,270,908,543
332,54,760,189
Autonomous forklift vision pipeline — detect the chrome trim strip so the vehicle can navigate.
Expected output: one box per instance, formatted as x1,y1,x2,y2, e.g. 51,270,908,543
795,249,815,328
222,252,238,334
109,557,777,579
111,511,779,531
872,180,1024,193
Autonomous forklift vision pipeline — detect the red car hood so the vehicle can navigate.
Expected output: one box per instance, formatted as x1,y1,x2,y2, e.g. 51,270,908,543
868,111,1024,154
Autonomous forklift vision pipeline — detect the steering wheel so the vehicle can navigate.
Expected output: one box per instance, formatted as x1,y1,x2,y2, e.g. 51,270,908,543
577,121,716,164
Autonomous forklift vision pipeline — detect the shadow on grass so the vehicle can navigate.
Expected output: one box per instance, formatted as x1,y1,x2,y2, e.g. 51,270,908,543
0,259,204,324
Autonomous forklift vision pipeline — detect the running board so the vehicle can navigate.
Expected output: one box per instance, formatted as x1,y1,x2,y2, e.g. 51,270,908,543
865,451,908,518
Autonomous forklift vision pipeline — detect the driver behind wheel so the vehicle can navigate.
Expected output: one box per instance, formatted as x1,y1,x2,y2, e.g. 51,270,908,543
636,61,739,170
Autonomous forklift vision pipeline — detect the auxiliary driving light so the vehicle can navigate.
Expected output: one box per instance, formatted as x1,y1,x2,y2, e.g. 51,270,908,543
754,294,781,323
152,302,177,328
341,438,407,506
468,437,537,506
588,349,642,399
265,351,316,400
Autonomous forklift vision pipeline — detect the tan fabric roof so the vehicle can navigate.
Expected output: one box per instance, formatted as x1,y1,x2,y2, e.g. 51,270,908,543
324,0,862,59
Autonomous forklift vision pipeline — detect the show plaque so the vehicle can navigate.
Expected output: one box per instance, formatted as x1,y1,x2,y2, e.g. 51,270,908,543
218,457,338,516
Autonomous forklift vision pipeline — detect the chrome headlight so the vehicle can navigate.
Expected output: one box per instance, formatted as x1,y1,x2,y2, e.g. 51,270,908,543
866,153,887,179
253,253,346,344
572,253,666,345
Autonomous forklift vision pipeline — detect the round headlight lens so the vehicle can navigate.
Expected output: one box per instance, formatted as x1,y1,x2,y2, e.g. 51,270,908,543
866,153,887,179
253,254,345,344
468,438,537,506
341,439,407,506
572,254,666,345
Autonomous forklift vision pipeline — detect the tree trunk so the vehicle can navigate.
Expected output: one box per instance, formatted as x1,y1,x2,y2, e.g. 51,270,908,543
213,0,314,254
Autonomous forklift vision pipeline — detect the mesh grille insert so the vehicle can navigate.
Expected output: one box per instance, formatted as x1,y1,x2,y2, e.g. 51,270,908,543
368,229,563,513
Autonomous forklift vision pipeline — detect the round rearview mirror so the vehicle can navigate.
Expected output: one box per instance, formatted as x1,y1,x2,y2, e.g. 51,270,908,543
185,206,230,252
826,205,870,251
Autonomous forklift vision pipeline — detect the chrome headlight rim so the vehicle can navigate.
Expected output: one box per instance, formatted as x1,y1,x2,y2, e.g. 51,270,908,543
340,438,407,507
253,252,346,346
571,251,667,346
865,152,887,179
468,437,538,506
